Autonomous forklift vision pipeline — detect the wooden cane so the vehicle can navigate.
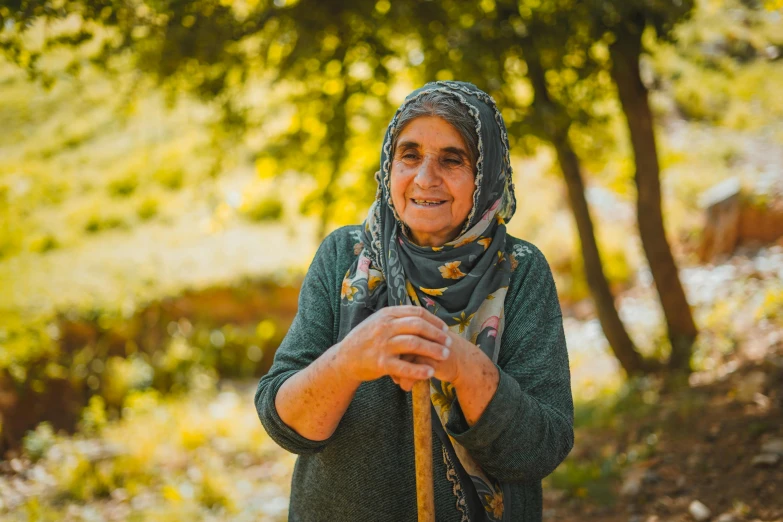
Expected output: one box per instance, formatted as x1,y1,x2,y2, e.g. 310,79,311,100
412,379,435,521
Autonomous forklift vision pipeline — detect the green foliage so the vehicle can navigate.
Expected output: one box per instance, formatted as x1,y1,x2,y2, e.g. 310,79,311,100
545,376,672,503
84,213,128,233
240,195,284,222
0,313,58,381
10,386,289,519
79,395,108,436
101,356,155,407
53,449,153,502
197,472,237,512
136,196,160,220
22,422,56,462
756,285,783,325
28,233,60,253
153,166,185,190
650,0,783,127
107,173,138,198
0,194,25,259
3,0,771,260
0,277,295,451
547,456,620,505
1,0,780,244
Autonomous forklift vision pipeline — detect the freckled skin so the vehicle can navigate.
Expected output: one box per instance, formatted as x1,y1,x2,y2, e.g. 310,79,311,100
275,306,452,441
397,334,500,426
390,116,476,247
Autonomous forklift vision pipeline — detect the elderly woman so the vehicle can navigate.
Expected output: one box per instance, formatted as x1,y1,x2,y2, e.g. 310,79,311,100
255,81,573,521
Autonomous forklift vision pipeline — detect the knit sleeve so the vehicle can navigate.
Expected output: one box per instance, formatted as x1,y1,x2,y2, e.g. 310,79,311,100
254,231,341,455
444,242,574,483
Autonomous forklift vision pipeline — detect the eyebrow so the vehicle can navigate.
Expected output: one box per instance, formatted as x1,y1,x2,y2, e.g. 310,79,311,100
396,141,469,158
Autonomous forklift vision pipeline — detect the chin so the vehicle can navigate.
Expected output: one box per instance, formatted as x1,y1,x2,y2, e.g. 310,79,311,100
406,218,447,234
406,222,458,245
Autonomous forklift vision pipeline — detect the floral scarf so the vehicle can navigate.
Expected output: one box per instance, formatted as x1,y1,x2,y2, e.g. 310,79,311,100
337,81,517,522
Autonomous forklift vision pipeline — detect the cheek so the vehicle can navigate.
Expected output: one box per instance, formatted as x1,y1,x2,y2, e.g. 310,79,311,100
451,176,476,216
389,168,408,210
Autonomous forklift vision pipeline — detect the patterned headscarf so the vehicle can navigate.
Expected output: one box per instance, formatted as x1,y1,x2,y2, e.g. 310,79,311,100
338,81,517,521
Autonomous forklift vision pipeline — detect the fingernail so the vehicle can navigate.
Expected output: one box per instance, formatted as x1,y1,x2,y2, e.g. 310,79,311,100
442,324,449,332
442,348,450,358
426,368,434,377
444,335,452,347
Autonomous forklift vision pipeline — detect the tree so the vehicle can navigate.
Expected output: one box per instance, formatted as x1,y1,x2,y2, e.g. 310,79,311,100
1,0,693,375
523,42,652,375
412,0,699,374
1,0,403,236
406,0,654,375
595,1,699,371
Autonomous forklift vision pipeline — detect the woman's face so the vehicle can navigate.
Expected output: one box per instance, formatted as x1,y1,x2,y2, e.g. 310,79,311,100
390,116,476,247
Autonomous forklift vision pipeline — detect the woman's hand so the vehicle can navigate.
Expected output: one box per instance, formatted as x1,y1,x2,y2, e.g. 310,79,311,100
392,331,500,426
336,305,452,385
391,330,472,391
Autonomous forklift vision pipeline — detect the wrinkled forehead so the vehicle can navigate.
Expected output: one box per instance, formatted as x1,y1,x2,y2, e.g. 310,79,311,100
385,89,477,166
386,84,505,164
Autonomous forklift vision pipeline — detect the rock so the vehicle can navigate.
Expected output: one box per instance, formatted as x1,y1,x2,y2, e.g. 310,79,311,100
621,468,646,497
751,453,780,468
687,453,703,469
676,475,687,490
753,392,771,410
736,371,766,402
8,459,23,473
689,500,711,521
654,496,675,513
643,469,661,485
761,438,783,455
716,514,738,522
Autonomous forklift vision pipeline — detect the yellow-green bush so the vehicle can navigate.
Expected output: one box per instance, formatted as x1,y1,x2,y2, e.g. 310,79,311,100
107,174,138,198
240,196,284,222
136,196,159,220
28,233,59,253
756,286,783,324
84,213,128,233
22,422,56,462
153,167,185,190
0,280,294,452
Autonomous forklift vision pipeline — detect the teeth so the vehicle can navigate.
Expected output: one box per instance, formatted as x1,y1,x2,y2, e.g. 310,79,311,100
413,199,443,205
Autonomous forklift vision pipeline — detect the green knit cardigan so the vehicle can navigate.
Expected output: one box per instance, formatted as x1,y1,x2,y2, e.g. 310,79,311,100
255,225,574,521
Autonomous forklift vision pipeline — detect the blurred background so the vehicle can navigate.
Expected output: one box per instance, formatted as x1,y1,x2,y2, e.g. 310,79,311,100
1,0,782,520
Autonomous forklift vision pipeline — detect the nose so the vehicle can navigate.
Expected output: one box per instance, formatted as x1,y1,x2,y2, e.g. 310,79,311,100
414,155,441,188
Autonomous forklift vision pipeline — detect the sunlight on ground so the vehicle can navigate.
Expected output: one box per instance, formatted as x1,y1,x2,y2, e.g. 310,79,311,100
1,215,319,319
3,383,295,521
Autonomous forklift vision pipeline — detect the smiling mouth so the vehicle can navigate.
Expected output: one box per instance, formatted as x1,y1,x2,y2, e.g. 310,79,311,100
411,198,446,207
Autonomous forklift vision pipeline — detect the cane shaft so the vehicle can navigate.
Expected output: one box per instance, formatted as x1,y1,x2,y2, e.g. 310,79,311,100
412,379,435,521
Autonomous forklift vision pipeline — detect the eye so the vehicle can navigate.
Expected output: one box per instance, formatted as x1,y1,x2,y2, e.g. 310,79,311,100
443,156,463,166
401,152,419,160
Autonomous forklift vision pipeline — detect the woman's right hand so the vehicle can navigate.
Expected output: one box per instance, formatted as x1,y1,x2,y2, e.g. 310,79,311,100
336,305,452,386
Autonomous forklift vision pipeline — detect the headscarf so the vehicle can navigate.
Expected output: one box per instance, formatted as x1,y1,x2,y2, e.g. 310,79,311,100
337,81,517,522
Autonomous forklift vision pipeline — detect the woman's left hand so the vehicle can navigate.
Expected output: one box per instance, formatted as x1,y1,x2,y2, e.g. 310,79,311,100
393,329,500,426
391,330,472,391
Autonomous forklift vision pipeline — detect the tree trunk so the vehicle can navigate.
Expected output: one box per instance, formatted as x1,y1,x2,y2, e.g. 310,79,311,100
524,45,652,376
552,139,652,376
610,24,698,372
